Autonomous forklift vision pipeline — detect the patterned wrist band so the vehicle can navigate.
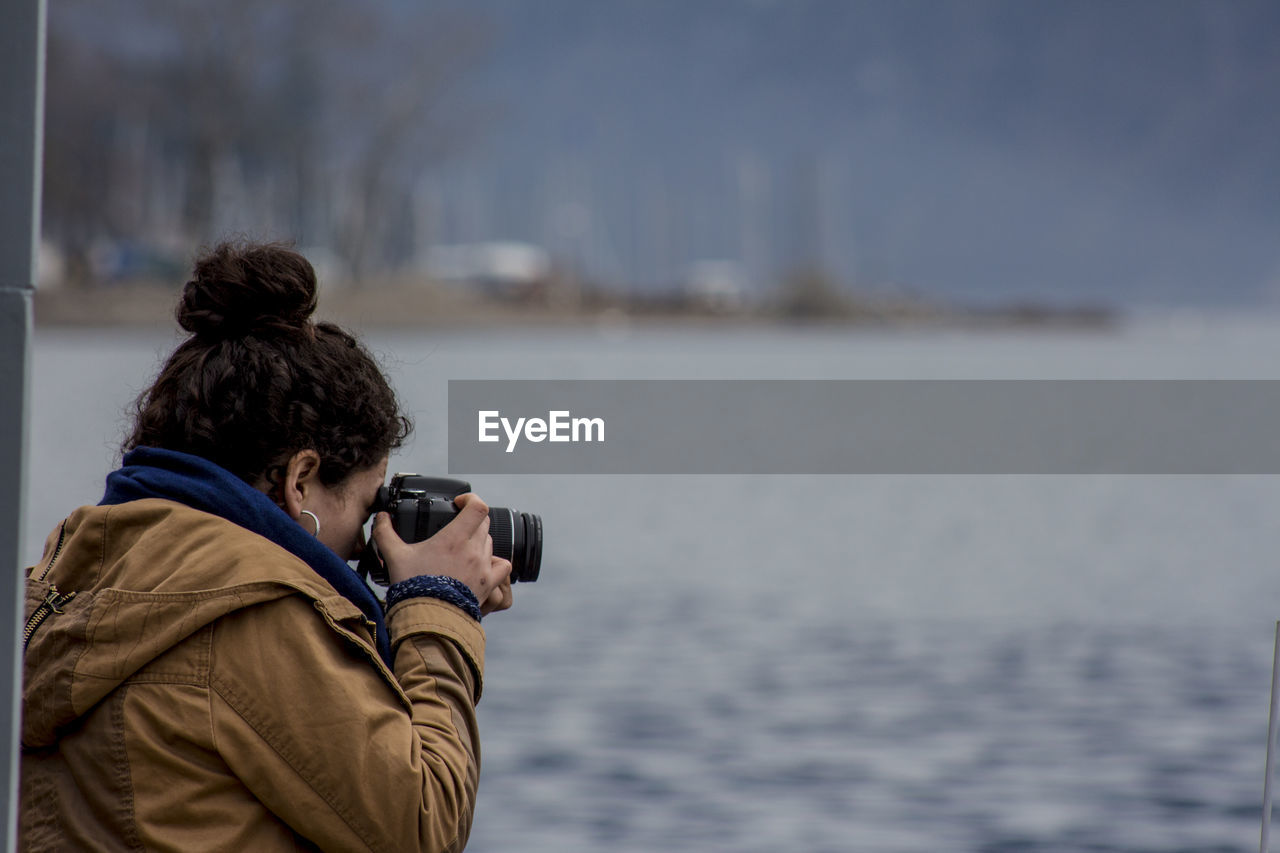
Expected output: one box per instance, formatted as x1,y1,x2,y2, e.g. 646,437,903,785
385,575,483,622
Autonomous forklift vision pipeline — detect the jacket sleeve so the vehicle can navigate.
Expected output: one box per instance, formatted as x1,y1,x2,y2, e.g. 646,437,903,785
207,594,485,853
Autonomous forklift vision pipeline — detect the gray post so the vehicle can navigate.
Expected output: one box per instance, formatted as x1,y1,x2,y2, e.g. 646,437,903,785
0,0,46,847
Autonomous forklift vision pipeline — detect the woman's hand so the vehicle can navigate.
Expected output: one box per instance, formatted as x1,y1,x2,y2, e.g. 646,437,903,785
372,493,513,613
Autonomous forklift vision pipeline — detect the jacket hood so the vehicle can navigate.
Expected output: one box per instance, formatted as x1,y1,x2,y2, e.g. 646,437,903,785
23,500,371,749
102,446,392,664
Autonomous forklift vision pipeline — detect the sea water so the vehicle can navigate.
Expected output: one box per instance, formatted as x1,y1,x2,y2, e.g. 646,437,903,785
25,312,1280,851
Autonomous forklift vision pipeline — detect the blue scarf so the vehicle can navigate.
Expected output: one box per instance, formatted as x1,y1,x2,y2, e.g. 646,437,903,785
101,447,392,666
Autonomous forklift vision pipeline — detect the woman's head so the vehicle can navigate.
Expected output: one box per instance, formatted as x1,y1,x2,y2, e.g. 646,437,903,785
126,241,412,493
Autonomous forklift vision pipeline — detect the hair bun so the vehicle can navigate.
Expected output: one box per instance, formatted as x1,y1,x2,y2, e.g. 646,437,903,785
177,242,318,340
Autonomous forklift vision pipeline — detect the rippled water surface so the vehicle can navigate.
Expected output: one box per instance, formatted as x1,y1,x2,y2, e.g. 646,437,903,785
26,314,1280,851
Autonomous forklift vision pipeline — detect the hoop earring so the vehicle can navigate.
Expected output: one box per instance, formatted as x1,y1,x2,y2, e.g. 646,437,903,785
300,510,321,537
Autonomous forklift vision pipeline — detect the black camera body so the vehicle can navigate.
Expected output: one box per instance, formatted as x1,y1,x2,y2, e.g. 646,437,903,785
358,474,542,587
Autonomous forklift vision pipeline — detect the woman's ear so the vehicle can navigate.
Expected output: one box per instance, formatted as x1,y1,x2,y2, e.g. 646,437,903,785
280,449,322,520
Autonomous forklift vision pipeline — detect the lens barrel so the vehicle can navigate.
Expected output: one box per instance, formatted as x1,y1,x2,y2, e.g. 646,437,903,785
489,507,543,583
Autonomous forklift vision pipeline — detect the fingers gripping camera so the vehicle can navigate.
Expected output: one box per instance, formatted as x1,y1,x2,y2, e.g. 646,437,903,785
358,474,543,587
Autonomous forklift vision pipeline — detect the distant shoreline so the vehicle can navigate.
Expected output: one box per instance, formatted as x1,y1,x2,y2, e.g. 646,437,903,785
33,280,1121,333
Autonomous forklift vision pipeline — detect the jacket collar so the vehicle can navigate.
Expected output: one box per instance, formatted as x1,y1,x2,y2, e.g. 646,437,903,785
101,447,391,666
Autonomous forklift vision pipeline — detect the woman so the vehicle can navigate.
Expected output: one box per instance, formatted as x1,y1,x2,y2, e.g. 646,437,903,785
21,242,512,852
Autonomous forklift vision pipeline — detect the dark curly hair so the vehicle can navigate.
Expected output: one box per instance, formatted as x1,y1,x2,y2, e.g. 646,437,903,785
125,241,412,490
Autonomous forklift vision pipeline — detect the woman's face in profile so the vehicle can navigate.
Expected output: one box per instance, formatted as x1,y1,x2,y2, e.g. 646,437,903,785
310,457,389,561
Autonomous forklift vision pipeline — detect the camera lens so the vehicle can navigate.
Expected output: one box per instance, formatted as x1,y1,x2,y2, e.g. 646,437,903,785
514,511,542,583
488,508,542,583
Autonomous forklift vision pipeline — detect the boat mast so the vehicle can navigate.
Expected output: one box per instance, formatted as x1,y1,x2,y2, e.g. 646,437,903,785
0,0,45,848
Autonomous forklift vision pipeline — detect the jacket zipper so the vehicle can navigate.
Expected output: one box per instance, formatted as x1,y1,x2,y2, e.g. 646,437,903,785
23,585,77,650
26,522,74,650
34,520,67,582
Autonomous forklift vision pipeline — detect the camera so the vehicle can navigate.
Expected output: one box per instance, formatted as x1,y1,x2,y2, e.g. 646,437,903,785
358,474,543,587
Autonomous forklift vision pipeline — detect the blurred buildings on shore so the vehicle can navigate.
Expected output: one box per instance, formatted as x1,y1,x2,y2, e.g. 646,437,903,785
40,1,1280,315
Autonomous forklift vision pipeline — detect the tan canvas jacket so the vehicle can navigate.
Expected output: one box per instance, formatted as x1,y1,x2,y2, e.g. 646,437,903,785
21,499,486,852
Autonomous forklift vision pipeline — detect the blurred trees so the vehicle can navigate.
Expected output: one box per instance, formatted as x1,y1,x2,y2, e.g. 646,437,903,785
43,0,490,285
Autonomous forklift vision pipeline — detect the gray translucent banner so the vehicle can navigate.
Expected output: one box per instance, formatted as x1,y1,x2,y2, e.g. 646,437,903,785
447,380,1280,474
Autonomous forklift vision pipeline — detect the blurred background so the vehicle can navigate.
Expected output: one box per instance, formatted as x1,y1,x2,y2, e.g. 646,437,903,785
27,1,1280,850
38,0,1280,319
